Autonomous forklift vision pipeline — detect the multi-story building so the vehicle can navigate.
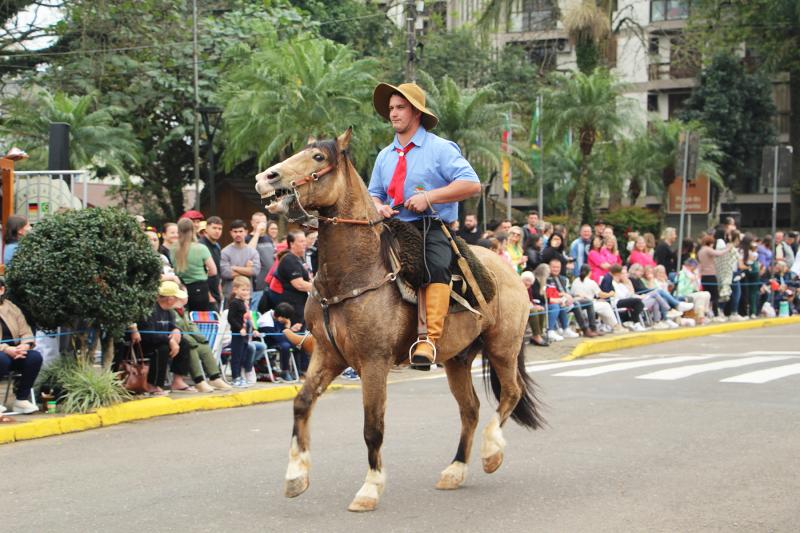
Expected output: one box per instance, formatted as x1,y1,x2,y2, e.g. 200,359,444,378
440,0,792,229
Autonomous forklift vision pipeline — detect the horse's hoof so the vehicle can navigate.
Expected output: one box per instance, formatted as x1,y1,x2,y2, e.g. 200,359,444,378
482,451,503,474
284,475,309,498
348,496,379,512
435,462,467,490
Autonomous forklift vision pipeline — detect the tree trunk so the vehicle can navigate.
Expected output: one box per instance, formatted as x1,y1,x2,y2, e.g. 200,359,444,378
569,155,591,235
102,335,116,370
790,68,800,227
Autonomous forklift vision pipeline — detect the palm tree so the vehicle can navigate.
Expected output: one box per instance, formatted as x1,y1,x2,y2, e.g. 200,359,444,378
220,35,382,175
0,90,141,175
561,0,611,74
419,72,531,183
541,68,632,231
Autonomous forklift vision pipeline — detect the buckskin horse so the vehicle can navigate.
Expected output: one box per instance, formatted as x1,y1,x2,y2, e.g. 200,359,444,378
254,128,543,512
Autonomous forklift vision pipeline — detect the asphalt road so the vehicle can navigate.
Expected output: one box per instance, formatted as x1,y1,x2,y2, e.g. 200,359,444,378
4,326,800,532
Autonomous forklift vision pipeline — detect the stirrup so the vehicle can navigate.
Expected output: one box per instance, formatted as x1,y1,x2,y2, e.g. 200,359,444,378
408,336,436,365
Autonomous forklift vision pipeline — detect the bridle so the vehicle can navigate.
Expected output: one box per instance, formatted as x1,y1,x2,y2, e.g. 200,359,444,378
280,153,382,227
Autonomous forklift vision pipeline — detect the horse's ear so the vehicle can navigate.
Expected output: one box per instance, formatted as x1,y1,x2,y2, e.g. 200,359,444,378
306,135,317,145
336,127,353,152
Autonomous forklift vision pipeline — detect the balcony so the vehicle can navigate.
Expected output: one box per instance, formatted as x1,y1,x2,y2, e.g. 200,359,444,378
646,59,700,91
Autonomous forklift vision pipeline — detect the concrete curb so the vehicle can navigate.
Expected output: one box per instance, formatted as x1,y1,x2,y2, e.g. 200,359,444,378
0,384,352,446
562,315,800,361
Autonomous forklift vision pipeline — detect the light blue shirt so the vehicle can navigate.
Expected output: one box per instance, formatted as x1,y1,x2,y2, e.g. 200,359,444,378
570,237,591,277
368,126,479,223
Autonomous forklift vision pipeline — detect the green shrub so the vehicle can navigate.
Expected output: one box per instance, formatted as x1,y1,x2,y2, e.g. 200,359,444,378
7,208,161,363
602,207,661,239
59,360,132,414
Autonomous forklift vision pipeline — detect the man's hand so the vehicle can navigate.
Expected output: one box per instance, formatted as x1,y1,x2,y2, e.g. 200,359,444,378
5,346,27,359
404,193,429,214
245,260,253,268
168,339,179,358
376,204,398,219
290,323,302,332
240,328,247,336
131,331,142,344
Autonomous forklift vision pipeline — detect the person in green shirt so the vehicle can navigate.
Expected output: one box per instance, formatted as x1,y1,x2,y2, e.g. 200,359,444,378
171,298,231,391
171,218,217,311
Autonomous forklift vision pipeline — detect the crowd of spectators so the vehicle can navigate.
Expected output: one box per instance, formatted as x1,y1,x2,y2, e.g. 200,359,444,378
456,211,800,345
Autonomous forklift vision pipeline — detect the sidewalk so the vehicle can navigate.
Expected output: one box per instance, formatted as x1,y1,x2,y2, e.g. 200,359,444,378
2,315,799,445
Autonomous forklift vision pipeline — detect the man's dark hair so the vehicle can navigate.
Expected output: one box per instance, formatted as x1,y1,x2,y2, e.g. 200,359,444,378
229,219,247,231
274,302,295,320
609,264,623,274
207,216,223,226
287,230,305,246
3,215,28,244
528,210,539,217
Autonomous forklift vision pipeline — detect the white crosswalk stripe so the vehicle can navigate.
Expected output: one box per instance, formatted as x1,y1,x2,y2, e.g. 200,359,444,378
720,362,800,384
522,353,800,385
636,356,797,381
553,355,712,377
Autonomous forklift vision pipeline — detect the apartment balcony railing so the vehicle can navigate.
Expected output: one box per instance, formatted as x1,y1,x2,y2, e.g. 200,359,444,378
648,61,699,81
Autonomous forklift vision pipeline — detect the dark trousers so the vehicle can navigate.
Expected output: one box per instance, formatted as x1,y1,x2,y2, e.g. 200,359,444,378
616,298,644,323
143,341,190,388
575,299,597,330
230,335,253,380
261,326,293,371
701,275,720,315
0,349,42,400
413,219,452,285
185,280,211,312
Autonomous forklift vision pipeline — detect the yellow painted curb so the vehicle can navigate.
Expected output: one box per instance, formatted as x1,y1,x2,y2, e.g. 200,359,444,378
562,315,800,361
0,383,346,446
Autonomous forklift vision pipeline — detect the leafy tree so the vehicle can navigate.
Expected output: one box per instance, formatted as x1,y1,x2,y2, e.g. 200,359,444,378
541,68,632,231
220,35,382,176
6,208,162,366
0,90,140,176
561,0,610,74
678,52,775,193
417,28,492,88
687,0,800,224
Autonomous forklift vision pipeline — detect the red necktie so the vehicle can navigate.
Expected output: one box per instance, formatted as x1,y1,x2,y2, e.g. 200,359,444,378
387,142,415,206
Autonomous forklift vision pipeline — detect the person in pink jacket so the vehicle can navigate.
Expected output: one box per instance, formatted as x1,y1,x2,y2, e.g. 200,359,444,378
628,235,656,268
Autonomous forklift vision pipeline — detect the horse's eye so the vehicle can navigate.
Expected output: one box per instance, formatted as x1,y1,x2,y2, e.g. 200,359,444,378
313,154,325,162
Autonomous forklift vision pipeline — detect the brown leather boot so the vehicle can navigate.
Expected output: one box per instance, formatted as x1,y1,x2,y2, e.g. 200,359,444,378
284,329,315,355
411,283,450,367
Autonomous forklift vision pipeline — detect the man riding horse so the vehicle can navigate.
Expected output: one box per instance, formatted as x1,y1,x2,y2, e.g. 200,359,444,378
369,82,481,367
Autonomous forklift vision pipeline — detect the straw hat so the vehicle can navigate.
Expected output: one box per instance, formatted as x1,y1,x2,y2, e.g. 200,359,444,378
372,82,438,130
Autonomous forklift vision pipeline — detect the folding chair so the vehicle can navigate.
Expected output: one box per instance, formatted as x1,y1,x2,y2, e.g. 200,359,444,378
2,371,37,413
190,310,229,382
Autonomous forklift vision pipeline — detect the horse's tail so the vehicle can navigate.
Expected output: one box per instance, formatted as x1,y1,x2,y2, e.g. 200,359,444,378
482,340,545,430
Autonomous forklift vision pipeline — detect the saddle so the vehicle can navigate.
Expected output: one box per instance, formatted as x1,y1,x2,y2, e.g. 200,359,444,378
382,218,496,315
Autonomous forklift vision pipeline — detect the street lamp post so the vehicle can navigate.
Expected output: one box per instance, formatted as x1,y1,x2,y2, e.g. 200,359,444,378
199,106,222,215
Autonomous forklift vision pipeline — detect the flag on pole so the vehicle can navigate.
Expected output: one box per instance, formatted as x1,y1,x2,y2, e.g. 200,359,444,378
501,114,512,192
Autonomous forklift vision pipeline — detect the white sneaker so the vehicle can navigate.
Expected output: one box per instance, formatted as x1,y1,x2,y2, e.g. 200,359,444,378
0,404,6,414
653,321,670,330
547,330,564,342
562,328,580,339
666,319,679,329
728,313,744,322
712,315,727,323
631,323,646,332
677,302,694,312
666,309,682,320
245,370,257,385
12,399,38,414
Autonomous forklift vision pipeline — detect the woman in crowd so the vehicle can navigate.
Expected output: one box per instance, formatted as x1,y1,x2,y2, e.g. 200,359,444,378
604,235,623,268
697,234,732,321
540,221,554,248
756,236,773,274
521,270,548,346
628,235,656,268
159,222,179,262
540,232,569,274
643,233,657,256
489,236,512,265
524,233,543,272
145,229,174,277
171,218,217,312
571,264,616,333
741,235,761,318
587,235,609,282
719,231,745,321
0,277,41,414
676,259,712,324
505,226,527,274
680,238,696,266
3,214,31,267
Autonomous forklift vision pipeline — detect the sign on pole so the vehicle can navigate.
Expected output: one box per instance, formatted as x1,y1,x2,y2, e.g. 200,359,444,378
666,173,710,214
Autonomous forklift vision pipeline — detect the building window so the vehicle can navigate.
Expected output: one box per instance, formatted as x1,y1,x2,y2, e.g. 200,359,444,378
647,93,659,112
509,0,556,32
651,0,690,22
649,37,659,55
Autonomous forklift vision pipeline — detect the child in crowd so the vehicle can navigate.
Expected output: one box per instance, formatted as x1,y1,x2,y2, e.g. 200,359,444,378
258,302,301,381
228,275,255,388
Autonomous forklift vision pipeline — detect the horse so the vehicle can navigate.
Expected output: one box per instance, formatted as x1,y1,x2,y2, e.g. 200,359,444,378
254,128,544,512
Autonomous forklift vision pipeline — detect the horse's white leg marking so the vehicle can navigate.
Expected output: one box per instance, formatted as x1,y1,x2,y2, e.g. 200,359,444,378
285,436,311,497
348,468,386,512
481,414,506,473
436,461,468,490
